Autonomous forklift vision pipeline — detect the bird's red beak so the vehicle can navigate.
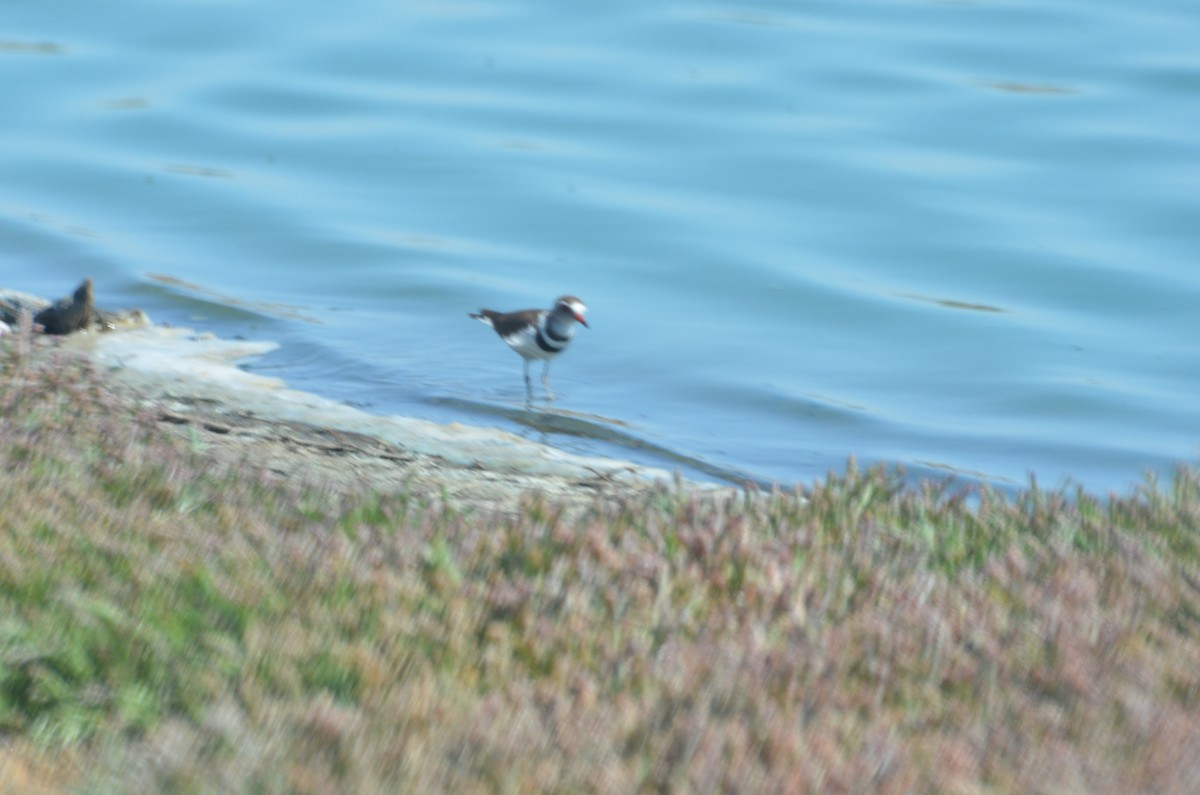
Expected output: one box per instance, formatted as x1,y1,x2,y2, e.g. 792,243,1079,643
575,313,589,328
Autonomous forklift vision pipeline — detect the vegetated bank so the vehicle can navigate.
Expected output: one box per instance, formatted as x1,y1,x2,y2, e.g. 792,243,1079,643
2,325,1199,794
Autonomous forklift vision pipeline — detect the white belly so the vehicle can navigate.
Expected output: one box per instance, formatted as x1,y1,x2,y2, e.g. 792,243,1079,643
502,324,568,360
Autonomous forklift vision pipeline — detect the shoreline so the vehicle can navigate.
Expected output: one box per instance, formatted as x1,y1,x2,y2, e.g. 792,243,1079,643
54,322,730,513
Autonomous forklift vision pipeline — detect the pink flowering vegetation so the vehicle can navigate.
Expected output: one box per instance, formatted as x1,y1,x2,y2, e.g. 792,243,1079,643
2,331,1199,794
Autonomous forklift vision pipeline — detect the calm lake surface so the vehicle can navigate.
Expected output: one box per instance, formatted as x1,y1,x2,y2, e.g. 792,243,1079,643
4,0,1199,492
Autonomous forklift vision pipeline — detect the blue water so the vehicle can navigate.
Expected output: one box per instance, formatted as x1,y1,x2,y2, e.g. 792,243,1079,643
4,0,1199,492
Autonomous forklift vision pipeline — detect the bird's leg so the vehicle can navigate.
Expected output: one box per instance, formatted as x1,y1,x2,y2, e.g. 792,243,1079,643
542,360,555,401
523,359,533,399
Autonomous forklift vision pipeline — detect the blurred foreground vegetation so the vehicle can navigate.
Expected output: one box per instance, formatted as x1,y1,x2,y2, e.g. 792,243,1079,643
2,333,1199,794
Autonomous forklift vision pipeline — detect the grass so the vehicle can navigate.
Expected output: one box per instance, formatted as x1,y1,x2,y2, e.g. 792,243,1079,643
2,328,1200,793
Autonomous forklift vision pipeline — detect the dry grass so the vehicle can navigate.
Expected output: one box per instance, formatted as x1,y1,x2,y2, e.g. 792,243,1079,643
2,327,1199,794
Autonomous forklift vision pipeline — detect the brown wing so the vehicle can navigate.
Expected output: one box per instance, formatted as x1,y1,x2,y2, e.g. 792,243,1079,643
477,308,542,338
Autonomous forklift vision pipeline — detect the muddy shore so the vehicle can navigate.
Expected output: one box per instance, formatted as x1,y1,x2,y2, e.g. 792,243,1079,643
0,280,727,511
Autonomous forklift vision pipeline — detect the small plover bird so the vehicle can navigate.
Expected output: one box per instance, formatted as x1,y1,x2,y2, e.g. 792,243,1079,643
470,295,588,400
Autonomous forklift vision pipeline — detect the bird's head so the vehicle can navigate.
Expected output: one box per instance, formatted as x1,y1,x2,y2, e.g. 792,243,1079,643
556,295,589,328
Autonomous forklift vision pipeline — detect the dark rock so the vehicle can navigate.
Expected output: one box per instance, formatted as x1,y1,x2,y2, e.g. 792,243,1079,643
33,278,96,335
